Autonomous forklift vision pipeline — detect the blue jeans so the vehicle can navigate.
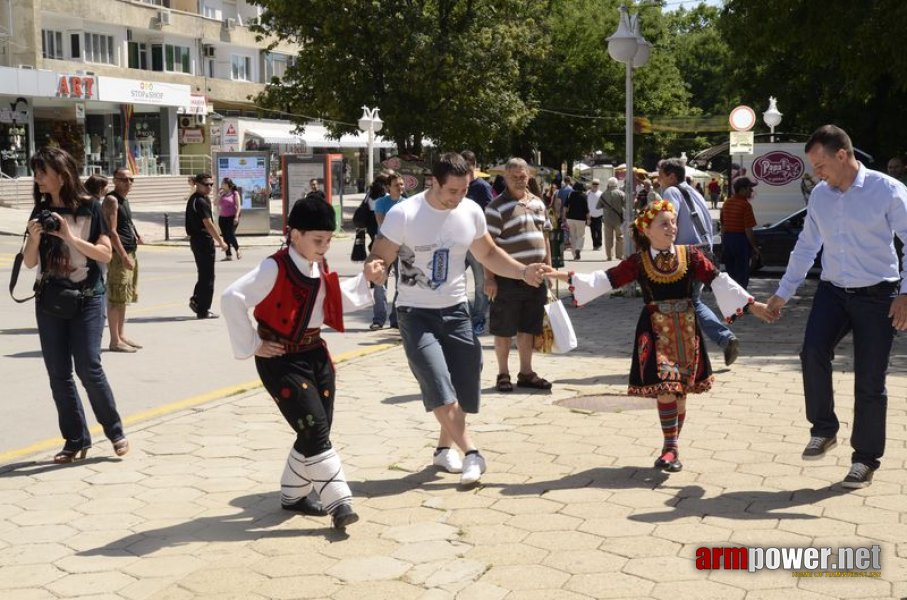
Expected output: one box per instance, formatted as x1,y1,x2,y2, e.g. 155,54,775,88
372,283,398,327
692,281,735,350
465,251,488,326
36,294,125,451
801,281,896,470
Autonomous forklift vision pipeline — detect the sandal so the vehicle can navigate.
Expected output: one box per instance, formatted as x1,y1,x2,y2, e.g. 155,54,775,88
495,373,513,393
54,447,88,464
112,438,130,457
516,371,552,390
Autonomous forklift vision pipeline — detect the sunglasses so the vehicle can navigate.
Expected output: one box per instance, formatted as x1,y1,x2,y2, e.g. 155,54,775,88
199,181,214,187
115,177,135,183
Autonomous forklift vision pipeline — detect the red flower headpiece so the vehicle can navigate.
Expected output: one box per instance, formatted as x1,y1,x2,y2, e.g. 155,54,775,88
634,199,675,230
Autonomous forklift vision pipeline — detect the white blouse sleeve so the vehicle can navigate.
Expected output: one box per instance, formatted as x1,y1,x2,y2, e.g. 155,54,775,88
221,258,279,359
571,271,613,306
711,272,754,322
340,273,374,311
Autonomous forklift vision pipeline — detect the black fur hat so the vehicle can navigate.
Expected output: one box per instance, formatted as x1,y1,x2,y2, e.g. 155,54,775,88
288,197,335,231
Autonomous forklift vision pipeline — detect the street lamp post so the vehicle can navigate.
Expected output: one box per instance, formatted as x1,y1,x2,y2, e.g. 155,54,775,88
608,5,651,259
763,97,782,143
357,106,383,188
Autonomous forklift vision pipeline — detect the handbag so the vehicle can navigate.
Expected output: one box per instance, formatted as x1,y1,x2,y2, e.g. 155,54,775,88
352,199,371,229
350,228,367,262
36,276,86,319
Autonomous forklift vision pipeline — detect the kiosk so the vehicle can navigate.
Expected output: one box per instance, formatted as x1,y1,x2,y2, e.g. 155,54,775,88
214,151,271,235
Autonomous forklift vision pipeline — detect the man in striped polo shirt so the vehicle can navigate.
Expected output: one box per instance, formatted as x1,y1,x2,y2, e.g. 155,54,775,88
720,176,761,288
485,158,554,392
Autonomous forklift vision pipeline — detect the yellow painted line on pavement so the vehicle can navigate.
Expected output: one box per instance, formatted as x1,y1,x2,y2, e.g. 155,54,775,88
0,343,397,464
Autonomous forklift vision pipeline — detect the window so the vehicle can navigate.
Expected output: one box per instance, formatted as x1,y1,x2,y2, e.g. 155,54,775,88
151,44,163,71
70,33,81,59
139,0,170,6
83,32,115,65
128,41,148,70
41,29,63,59
231,55,251,81
264,53,293,81
164,44,191,74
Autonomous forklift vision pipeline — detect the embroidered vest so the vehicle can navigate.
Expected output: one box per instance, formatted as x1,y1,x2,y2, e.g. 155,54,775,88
253,248,344,343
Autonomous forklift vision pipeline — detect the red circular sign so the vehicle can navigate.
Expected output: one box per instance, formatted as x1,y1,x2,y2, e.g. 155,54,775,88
729,105,756,132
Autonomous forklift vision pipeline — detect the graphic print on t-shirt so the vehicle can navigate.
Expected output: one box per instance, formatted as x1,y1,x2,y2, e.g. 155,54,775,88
399,244,441,289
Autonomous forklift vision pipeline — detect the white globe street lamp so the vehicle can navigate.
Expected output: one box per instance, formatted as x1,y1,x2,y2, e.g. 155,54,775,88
358,106,383,188
763,97,782,143
608,5,650,259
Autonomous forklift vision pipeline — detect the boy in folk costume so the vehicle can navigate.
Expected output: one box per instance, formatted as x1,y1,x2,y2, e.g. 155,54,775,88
548,200,772,472
222,197,372,529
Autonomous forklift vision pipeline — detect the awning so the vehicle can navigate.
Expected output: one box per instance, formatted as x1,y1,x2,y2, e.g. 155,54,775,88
241,120,396,149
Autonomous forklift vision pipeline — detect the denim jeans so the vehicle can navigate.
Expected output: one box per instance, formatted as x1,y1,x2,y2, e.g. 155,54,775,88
721,232,751,289
36,294,125,451
465,251,488,326
692,281,735,350
372,260,398,327
801,281,895,470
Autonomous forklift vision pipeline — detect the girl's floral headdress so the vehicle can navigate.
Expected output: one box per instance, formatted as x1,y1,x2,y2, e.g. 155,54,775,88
634,199,675,230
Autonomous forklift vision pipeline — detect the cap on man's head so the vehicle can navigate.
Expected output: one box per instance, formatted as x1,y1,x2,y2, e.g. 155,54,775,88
591,178,601,185
733,176,758,193
288,197,335,231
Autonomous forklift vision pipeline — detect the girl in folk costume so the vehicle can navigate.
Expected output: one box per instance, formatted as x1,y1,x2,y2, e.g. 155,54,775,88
548,199,771,472
222,197,372,529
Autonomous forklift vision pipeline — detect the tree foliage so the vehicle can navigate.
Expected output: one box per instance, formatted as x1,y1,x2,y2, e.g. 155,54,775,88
250,0,548,155
719,0,907,162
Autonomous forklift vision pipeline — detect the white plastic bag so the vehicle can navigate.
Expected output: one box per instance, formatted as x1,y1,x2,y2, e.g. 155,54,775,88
545,297,577,354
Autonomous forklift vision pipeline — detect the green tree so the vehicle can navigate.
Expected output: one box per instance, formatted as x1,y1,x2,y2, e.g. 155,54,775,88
250,0,548,156
720,0,907,161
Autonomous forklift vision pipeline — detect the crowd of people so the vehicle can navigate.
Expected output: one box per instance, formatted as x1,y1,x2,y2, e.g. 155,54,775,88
18,123,907,532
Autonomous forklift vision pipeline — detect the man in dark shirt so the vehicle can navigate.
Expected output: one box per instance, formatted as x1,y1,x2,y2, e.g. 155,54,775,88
103,168,143,351
462,150,493,334
186,173,227,319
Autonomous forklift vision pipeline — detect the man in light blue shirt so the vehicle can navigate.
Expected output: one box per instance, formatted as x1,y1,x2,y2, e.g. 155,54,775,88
767,125,907,489
658,158,739,366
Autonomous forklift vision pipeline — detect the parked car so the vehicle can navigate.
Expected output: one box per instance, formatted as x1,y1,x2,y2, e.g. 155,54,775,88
713,207,820,273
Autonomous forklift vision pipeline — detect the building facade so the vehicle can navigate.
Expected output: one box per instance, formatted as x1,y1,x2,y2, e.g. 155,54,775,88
0,0,390,188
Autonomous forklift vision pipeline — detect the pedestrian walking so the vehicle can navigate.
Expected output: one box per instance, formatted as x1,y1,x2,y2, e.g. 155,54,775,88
548,199,770,472
462,150,493,335
766,125,907,489
598,177,625,260
22,147,129,463
186,173,228,319
103,168,144,352
222,197,371,528
720,176,760,289
587,178,604,251
364,152,549,485
564,181,590,260
217,177,242,261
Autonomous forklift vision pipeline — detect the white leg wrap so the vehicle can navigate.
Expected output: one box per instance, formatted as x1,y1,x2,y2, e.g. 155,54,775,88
280,448,313,505
305,448,352,514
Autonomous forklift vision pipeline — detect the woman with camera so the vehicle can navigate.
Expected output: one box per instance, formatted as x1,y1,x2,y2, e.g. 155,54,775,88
22,147,129,464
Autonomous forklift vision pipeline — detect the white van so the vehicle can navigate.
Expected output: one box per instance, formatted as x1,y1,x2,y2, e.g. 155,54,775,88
740,142,813,227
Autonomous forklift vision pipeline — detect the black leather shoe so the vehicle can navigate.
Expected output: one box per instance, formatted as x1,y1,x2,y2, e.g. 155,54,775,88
724,337,740,366
282,494,328,516
331,503,359,529
197,311,219,319
654,449,683,472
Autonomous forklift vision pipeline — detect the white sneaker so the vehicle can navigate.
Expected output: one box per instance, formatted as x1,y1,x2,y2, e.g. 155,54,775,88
460,452,486,485
432,448,463,473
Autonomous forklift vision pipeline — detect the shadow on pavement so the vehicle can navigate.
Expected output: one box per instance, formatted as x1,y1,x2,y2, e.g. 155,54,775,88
0,327,39,335
628,484,852,522
79,491,347,557
127,316,199,324
4,350,43,358
0,456,119,477
484,466,670,496
381,393,423,405
352,467,458,498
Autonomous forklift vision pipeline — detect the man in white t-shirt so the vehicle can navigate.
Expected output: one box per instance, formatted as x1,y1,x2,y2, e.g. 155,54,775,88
586,178,604,251
364,153,550,486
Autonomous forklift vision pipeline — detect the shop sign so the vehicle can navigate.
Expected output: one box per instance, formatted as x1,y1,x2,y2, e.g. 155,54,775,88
179,128,205,144
177,95,209,115
97,76,191,108
752,150,805,186
57,74,97,100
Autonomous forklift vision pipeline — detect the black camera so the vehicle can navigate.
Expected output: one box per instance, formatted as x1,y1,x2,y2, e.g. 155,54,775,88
36,209,60,232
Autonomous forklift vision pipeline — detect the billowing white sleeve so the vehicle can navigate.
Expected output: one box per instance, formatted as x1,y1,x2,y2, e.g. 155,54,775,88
711,272,754,323
221,259,279,359
340,273,374,311
572,271,613,306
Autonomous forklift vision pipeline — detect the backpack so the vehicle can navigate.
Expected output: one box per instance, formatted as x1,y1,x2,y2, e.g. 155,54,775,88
352,198,371,229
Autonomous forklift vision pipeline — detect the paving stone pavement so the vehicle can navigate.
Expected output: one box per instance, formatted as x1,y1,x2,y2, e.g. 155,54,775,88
1,276,906,599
